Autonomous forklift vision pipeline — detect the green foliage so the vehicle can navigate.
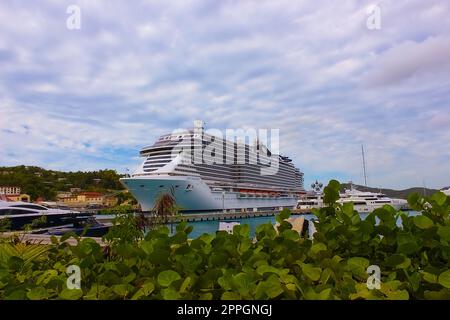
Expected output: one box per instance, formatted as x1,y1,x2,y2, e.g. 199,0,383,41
23,216,47,232
98,205,134,215
0,181,449,300
102,212,144,245
0,219,11,232
0,165,125,201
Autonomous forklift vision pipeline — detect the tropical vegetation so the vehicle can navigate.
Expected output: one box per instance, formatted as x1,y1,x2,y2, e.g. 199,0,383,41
0,180,449,300
0,166,125,201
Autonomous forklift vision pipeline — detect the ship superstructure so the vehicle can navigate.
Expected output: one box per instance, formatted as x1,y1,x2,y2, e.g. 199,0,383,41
120,121,305,212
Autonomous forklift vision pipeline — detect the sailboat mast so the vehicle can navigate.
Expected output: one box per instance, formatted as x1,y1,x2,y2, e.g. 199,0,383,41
361,144,368,187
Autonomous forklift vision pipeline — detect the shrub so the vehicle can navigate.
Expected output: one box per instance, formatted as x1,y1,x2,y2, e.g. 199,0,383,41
0,180,449,300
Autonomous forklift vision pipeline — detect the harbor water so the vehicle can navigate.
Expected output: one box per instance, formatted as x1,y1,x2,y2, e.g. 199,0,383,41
164,211,419,239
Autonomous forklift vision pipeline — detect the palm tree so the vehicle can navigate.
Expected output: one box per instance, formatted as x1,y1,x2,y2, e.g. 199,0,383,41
153,192,177,219
148,191,182,231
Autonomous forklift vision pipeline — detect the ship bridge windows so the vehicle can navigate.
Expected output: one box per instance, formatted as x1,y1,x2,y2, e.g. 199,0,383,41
0,208,39,215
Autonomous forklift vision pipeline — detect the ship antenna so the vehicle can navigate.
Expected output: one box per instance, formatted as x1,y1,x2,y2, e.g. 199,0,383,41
361,144,368,187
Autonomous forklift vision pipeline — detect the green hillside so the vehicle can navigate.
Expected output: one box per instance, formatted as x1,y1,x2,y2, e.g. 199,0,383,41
340,183,439,199
0,166,125,201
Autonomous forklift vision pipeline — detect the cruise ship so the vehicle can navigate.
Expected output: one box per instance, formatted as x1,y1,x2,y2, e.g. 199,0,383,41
120,121,305,212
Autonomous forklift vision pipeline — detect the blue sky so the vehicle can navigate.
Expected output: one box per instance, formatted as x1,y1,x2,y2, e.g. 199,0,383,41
1,0,450,190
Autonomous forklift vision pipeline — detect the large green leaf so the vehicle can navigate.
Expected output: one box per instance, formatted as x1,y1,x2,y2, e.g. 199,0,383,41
438,270,450,289
437,226,450,242
59,288,83,300
255,275,283,299
413,215,434,229
157,270,181,287
27,287,50,300
431,192,447,206
301,264,322,281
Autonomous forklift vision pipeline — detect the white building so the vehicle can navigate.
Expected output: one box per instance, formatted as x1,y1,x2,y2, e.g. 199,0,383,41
0,186,21,195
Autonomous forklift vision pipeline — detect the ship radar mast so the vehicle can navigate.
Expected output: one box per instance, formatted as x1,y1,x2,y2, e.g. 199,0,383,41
193,120,205,130
311,180,323,193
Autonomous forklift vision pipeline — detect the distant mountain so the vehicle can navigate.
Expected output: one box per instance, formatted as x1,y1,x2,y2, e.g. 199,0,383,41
340,183,439,200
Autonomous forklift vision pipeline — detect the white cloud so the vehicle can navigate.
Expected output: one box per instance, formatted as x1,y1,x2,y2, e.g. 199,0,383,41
0,0,450,189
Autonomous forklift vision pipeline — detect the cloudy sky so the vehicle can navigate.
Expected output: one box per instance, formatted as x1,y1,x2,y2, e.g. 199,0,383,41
1,0,449,190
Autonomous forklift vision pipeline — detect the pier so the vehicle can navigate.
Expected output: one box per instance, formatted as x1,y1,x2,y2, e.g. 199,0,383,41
134,208,313,223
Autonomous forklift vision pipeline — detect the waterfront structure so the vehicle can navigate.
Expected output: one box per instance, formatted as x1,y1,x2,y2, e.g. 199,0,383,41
61,192,103,206
0,186,30,202
0,186,21,195
120,121,305,212
58,191,118,208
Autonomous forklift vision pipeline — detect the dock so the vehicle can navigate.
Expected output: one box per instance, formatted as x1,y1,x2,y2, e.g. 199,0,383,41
129,208,313,223
0,209,313,246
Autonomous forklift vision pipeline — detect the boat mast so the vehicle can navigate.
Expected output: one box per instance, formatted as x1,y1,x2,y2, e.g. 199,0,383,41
361,144,368,187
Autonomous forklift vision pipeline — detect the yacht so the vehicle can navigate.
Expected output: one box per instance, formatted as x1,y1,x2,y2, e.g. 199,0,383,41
120,121,305,212
339,187,408,211
296,192,323,210
297,185,408,212
0,201,82,230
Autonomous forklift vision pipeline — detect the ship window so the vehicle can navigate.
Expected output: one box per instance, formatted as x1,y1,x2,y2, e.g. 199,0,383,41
0,208,39,215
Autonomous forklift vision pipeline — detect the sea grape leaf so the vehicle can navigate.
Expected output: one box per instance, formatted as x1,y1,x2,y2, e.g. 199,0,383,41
27,286,50,300
323,180,340,205
431,192,447,206
157,270,181,287
438,270,450,289
422,272,438,284
221,291,241,300
414,215,434,229
161,287,181,300
255,274,283,299
301,264,322,281
256,264,279,276
59,288,83,300
276,209,291,224
310,243,327,255
437,226,450,242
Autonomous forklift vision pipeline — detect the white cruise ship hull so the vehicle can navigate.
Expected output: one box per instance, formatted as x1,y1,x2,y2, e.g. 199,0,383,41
120,175,297,212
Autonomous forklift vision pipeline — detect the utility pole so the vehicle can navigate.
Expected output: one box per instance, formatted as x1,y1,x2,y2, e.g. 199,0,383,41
361,144,368,187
